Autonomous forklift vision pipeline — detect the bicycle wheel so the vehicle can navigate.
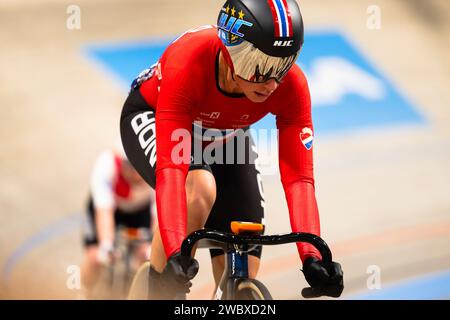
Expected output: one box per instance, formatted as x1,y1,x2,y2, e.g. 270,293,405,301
127,261,151,300
234,279,273,300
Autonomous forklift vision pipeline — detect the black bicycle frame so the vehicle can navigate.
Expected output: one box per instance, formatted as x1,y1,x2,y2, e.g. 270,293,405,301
222,244,252,300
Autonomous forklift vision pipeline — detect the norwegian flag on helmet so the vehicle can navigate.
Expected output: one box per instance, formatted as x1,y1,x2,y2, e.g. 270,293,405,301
267,0,294,38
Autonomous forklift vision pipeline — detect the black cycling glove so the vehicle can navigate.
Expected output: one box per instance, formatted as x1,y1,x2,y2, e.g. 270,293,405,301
301,257,344,298
154,252,199,300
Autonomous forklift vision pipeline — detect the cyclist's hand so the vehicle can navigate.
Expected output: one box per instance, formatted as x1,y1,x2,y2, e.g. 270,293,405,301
160,252,199,299
301,257,344,298
97,241,116,266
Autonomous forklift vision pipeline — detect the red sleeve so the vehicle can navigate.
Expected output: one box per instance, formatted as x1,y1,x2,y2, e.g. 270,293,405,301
276,67,322,263
155,67,195,258
144,27,219,259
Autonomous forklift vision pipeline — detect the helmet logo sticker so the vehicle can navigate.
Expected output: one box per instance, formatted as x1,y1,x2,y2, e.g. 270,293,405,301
300,127,314,150
218,5,253,46
273,40,294,47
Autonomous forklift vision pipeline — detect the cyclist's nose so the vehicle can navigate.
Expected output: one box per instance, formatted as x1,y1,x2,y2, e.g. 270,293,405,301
263,79,278,92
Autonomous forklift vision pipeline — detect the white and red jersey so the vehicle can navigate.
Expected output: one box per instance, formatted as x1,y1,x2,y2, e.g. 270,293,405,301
90,150,154,213
139,26,321,262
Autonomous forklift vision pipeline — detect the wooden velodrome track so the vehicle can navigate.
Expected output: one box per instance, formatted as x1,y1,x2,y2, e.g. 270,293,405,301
1,0,449,299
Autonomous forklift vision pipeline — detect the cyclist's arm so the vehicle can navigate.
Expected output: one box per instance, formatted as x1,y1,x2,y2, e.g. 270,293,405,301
94,207,115,247
154,67,195,259
276,70,322,263
90,151,117,247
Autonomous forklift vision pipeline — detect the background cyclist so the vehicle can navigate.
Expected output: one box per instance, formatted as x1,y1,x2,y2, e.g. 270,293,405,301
80,144,156,296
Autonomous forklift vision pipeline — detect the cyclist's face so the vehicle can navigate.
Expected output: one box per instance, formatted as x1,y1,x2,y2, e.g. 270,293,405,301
234,76,279,103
